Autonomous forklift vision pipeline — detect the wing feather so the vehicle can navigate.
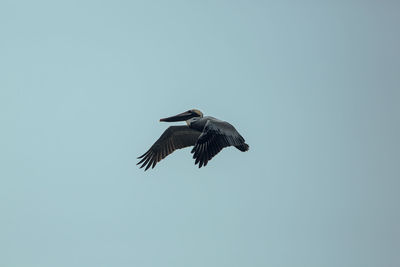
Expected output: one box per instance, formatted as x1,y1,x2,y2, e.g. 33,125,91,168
191,119,249,168
138,126,201,170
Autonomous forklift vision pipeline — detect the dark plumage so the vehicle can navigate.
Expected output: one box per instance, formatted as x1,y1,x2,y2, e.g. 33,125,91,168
137,109,249,170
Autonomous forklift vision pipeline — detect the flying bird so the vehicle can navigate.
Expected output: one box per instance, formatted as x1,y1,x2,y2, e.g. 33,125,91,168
137,109,249,170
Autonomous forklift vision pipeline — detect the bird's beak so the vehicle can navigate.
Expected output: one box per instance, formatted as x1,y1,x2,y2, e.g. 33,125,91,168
160,111,193,122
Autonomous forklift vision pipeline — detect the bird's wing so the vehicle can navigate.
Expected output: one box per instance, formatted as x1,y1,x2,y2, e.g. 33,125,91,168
191,120,248,168
138,126,201,170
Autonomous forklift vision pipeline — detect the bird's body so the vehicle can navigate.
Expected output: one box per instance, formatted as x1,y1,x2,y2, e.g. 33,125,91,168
137,109,249,170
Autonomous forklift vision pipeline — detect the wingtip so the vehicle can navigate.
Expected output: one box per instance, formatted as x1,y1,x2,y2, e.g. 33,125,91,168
236,143,249,152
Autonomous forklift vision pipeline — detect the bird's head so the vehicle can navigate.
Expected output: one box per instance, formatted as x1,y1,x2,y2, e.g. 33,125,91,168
160,109,203,122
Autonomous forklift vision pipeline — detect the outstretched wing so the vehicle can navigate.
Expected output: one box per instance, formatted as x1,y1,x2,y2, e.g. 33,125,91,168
191,120,249,168
138,126,201,170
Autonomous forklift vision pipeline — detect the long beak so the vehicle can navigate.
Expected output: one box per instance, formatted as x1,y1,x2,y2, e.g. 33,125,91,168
160,111,193,122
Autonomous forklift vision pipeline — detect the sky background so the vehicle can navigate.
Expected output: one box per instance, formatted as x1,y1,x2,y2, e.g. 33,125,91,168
1,1,399,267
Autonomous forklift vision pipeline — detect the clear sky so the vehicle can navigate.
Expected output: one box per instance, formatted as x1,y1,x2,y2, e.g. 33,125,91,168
1,1,399,267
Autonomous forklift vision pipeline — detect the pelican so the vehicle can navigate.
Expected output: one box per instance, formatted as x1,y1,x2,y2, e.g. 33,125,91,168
137,109,249,170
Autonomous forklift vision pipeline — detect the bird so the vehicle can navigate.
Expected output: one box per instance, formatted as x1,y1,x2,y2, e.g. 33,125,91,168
137,109,249,170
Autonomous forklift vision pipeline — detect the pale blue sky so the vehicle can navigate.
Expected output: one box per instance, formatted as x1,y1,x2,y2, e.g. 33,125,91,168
1,1,399,267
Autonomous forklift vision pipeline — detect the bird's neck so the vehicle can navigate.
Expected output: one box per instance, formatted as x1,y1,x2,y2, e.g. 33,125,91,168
186,117,201,126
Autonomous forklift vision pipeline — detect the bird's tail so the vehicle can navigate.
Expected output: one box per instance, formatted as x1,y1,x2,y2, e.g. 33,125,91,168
235,143,249,152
